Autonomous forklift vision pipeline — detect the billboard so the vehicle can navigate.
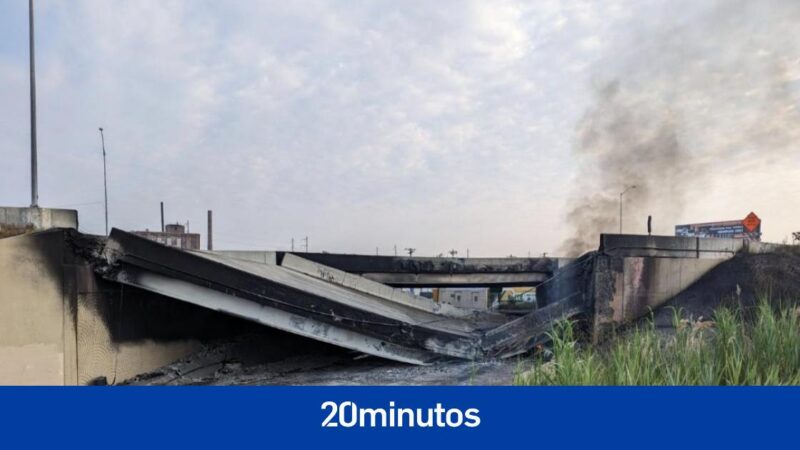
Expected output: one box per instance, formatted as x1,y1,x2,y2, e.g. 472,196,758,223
675,212,761,240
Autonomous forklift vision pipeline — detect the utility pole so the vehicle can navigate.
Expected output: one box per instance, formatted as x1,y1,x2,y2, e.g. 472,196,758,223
394,245,397,256
160,202,165,232
303,236,308,252
99,128,108,235
29,0,38,207
619,185,637,234
404,248,416,257
291,238,294,252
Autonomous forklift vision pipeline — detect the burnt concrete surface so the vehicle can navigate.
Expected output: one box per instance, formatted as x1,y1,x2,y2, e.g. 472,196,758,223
1,229,262,385
97,229,576,363
288,252,559,287
287,252,557,274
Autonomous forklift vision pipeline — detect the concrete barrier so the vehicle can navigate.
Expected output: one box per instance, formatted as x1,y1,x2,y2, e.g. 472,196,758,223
0,207,78,234
600,234,743,259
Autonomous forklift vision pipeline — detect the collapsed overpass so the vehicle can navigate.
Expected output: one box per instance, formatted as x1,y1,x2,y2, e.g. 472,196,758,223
0,226,784,384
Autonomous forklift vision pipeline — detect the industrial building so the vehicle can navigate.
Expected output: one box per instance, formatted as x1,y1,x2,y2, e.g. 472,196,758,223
132,223,201,250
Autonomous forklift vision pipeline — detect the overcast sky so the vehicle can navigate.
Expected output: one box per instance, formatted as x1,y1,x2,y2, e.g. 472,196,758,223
1,1,798,255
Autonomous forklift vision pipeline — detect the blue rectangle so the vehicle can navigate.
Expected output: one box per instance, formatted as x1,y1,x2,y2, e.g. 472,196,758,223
0,387,796,449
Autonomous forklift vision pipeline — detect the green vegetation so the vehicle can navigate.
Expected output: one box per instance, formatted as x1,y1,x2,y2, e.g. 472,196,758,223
514,300,800,386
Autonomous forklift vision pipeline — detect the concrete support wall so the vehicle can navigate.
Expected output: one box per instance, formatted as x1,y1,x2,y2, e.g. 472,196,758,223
588,234,753,341
0,230,229,385
591,253,730,341
0,231,69,385
72,266,204,385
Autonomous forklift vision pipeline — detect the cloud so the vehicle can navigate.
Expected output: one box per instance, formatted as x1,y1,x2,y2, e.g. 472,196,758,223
3,0,794,255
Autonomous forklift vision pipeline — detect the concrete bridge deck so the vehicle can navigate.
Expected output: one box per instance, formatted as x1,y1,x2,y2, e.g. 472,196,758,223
214,251,569,287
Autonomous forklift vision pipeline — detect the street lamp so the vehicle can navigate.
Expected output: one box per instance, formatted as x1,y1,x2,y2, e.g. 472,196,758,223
99,127,108,235
619,185,637,234
29,0,38,207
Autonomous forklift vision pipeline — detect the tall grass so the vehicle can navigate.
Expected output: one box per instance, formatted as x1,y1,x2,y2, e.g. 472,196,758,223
514,299,800,386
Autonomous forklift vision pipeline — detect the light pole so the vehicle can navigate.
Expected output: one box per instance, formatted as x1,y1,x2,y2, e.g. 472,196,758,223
29,0,38,207
619,185,636,234
99,128,108,235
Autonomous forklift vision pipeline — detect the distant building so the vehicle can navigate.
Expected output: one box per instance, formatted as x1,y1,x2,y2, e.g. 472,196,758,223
676,212,762,241
435,288,491,310
401,288,435,299
132,223,201,250
500,287,537,304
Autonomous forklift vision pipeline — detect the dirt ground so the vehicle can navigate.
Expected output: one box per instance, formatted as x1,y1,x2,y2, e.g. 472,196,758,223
123,333,520,386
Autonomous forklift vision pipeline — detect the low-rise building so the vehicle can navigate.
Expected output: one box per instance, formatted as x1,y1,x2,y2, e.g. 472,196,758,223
132,223,200,250
435,287,491,310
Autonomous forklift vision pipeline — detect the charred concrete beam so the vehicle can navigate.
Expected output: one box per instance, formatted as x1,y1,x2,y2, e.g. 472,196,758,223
360,272,549,288
99,229,500,361
481,294,588,358
113,266,440,364
279,253,561,287
285,253,558,283
88,229,584,364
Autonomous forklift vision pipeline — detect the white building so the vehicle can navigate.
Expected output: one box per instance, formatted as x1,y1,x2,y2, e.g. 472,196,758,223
436,288,491,310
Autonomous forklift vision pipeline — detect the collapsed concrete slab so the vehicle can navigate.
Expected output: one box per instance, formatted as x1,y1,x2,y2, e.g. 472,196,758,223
96,229,567,364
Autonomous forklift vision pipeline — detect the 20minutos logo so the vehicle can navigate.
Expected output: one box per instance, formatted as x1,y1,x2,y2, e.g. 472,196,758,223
321,401,481,428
